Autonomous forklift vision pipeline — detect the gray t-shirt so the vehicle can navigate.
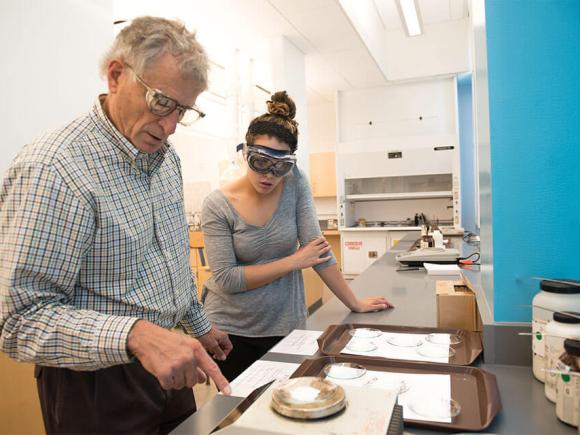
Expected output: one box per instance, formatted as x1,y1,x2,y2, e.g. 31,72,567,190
201,167,336,337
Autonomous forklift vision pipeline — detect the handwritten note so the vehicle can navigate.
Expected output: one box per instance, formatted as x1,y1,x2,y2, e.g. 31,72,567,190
227,360,299,398
268,329,323,356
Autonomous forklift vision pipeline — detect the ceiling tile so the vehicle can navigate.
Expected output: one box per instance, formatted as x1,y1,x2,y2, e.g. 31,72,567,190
323,48,387,88
374,0,404,31
418,0,452,24
305,54,351,100
289,7,362,53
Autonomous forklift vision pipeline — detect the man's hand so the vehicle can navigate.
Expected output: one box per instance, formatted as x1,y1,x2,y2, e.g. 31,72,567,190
127,320,231,394
197,327,233,361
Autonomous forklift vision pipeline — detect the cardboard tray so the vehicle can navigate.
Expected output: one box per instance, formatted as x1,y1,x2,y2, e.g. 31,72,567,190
292,356,502,432
318,323,483,366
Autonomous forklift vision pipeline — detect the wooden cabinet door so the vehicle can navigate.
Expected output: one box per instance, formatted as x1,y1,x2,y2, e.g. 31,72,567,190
309,152,336,197
0,354,45,434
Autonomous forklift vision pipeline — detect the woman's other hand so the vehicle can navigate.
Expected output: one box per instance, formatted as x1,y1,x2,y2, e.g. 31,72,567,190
291,236,332,270
351,296,394,312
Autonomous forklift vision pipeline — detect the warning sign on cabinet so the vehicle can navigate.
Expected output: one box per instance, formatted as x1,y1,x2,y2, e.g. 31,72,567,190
344,241,362,250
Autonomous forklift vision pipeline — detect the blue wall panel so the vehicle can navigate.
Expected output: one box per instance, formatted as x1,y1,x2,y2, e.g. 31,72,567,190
486,0,580,322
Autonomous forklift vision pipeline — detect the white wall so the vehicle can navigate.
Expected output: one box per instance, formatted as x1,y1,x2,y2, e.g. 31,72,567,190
470,0,494,315
308,98,337,154
384,19,470,81
271,36,310,177
337,77,458,152
308,97,339,217
1,0,113,177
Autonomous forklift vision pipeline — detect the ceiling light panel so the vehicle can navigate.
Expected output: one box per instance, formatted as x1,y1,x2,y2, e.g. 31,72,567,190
398,0,422,36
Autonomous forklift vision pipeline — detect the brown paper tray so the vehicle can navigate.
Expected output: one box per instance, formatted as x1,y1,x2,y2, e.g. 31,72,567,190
292,355,502,432
318,323,483,366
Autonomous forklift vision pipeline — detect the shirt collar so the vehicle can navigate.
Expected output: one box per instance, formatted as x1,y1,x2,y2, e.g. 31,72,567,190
90,95,170,174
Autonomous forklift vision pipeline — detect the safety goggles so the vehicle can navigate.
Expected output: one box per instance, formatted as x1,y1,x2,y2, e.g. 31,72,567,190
126,64,205,126
244,144,296,177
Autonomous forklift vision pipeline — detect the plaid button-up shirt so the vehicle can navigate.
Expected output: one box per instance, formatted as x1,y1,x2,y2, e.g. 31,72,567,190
0,97,210,370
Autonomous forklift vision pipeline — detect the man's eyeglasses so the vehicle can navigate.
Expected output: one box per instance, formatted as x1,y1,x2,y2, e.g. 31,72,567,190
244,144,296,177
126,64,205,126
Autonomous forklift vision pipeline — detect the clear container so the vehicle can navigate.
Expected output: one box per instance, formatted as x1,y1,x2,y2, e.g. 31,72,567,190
348,328,382,339
417,343,456,359
323,363,367,380
426,333,462,346
346,339,377,352
532,279,580,382
545,312,580,402
386,334,423,348
556,339,580,427
408,397,461,420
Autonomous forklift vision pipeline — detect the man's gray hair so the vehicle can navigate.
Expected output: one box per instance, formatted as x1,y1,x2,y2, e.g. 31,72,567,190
100,16,209,90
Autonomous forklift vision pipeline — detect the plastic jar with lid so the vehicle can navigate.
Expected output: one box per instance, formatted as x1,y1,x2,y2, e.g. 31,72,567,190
532,279,580,382
555,339,580,427
545,312,580,402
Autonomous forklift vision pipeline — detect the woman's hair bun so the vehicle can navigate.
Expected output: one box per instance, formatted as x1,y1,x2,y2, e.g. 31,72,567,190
266,90,296,119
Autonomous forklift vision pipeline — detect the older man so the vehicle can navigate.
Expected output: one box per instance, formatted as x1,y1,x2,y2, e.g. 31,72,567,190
0,16,232,434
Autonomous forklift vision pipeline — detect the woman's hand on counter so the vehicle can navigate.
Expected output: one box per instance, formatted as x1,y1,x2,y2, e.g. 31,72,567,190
317,265,394,313
351,296,394,312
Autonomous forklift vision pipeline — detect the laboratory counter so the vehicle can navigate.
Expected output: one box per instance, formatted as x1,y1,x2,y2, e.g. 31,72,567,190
173,237,575,434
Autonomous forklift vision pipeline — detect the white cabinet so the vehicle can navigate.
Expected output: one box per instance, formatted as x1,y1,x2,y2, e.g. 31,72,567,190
341,230,389,276
341,229,421,276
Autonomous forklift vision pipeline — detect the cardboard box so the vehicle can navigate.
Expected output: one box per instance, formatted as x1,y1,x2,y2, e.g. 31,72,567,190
436,278,483,332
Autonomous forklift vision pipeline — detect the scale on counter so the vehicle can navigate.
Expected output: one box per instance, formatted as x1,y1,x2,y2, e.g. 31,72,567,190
211,377,402,435
395,246,460,266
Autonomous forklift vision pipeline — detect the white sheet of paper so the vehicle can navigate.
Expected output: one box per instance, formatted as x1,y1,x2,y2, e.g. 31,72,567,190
423,262,461,275
268,329,323,356
226,360,299,398
327,370,452,423
341,332,451,363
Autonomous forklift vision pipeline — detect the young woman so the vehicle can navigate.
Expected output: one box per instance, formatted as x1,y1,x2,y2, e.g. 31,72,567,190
201,91,393,381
